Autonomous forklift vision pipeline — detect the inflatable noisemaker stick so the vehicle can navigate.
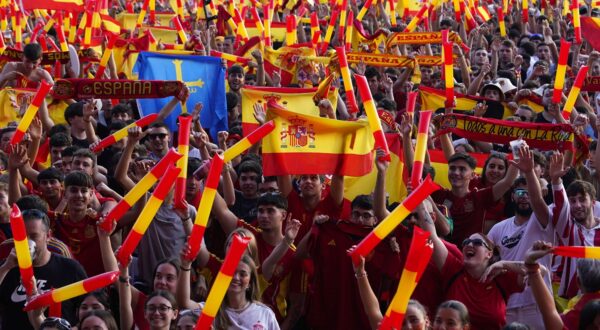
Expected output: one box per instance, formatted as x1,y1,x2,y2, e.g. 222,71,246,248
10,81,52,146
148,0,156,25
263,3,272,47
95,33,118,79
250,8,264,36
335,47,360,114
172,16,188,43
176,0,184,19
209,50,250,65
223,121,276,162
452,0,461,21
195,233,251,329
83,10,94,47
379,227,433,329
91,114,158,152
312,31,321,50
174,116,192,209
552,39,571,103
563,65,588,120
116,166,181,266
406,91,418,114
285,15,297,45
99,149,181,232
136,0,150,32
0,32,5,53
355,74,391,161
442,30,454,108
497,7,506,37
572,0,581,43
345,10,354,51
522,0,528,23
10,205,35,296
338,0,348,43
388,0,397,27
55,14,69,51
411,111,433,189
14,13,22,50
49,301,61,317
320,9,339,55
24,271,119,311
310,12,320,45
553,246,600,259
403,4,429,32
183,154,224,261
349,176,441,259
356,0,373,21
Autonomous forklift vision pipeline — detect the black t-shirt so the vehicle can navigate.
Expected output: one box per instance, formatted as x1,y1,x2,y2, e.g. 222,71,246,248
231,190,258,223
71,135,91,148
0,253,87,329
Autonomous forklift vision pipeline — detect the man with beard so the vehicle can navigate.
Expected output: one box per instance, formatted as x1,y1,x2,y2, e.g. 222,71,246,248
487,145,557,329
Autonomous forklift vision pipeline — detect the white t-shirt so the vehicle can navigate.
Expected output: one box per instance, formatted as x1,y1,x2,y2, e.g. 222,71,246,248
488,212,554,309
224,302,280,330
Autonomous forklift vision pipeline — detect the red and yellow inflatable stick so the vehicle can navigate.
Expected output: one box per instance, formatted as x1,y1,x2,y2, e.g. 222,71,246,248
172,16,188,43
356,0,373,21
404,4,429,32
11,81,52,146
195,233,251,329
310,12,320,46
380,227,433,329
497,7,506,37
563,65,588,120
442,30,454,108
100,149,182,232
175,116,193,209
263,3,272,47
411,111,433,188
91,114,158,152
336,47,359,114
24,271,119,311
572,0,581,43
406,91,418,114
116,166,181,266
522,0,528,23
10,205,35,296
349,177,440,259
209,50,250,66
355,74,391,161
286,15,297,46
224,121,275,163
552,39,571,103
184,154,224,261
553,246,600,259
345,10,354,51
95,33,118,79
320,9,339,55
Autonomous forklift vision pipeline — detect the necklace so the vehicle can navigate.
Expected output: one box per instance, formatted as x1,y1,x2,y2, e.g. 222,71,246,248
228,301,251,313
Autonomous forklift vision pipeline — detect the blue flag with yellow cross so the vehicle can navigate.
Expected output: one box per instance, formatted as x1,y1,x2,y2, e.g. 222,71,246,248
134,52,227,140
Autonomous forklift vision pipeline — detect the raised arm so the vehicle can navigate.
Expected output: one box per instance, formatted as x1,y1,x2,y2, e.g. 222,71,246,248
374,150,390,220
262,217,299,281
156,86,189,123
177,244,201,310
511,145,550,226
492,163,518,201
114,127,144,191
212,191,239,235
347,250,382,330
417,200,448,270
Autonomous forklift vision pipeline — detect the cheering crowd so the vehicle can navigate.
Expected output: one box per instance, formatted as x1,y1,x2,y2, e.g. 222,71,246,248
1,0,600,329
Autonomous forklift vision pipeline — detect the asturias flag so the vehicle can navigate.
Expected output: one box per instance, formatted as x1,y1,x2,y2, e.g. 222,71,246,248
134,52,227,140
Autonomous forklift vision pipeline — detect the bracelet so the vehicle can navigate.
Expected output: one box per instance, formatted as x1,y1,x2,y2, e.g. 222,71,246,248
118,276,129,283
355,272,368,279
524,262,539,272
180,266,191,271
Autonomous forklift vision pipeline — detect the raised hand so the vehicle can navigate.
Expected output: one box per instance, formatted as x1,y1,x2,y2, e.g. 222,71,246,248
284,216,301,243
253,102,266,125
548,151,569,183
524,240,554,265
509,144,534,173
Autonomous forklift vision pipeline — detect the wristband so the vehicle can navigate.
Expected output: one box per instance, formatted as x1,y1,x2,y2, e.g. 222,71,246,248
180,266,191,271
355,272,368,279
118,275,129,283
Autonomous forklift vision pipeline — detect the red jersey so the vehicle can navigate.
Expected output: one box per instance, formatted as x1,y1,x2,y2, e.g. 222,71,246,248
286,188,343,245
48,211,104,276
442,252,524,330
237,219,295,322
432,187,496,245
561,292,600,330
469,176,507,224
306,221,399,330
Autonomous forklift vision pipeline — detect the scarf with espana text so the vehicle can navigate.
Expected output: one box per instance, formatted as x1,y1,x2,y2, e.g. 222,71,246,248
0,48,99,65
433,114,589,161
51,79,185,99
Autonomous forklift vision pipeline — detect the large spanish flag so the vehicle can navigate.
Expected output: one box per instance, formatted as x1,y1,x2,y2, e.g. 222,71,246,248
22,0,83,11
0,88,36,127
240,86,338,136
263,45,321,86
420,86,514,119
262,104,374,176
582,16,600,52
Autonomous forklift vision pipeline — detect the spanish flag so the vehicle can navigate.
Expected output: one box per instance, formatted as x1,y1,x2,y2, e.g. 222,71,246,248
429,149,486,189
245,19,287,43
0,88,36,127
262,103,374,176
344,134,407,204
581,17,600,52
420,86,513,119
263,45,320,86
351,22,389,53
22,0,84,12
240,86,338,136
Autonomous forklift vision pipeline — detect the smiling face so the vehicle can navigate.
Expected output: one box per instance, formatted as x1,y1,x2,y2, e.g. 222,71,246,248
153,263,178,293
568,193,593,223
461,234,493,268
484,158,506,185
72,156,94,176
39,179,63,200
227,72,245,92
448,160,474,189
238,171,259,198
229,262,252,295
512,186,533,217
145,296,178,329
147,127,170,156
65,185,93,212
403,304,429,330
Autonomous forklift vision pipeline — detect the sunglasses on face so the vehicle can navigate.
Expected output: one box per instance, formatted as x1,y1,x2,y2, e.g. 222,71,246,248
462,238,491,250
149,133,168,140
514,189,529,198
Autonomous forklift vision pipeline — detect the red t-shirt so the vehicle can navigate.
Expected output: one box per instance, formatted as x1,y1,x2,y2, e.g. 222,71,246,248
237,219,294,322
442,252,524,330
286,188,343,245
561,292,600,330
432,187,496,245
469,176,507,224
48,211,104,276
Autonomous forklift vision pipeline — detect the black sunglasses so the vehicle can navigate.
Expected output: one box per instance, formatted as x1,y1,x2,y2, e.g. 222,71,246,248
462,238,491,250
148,133,168,140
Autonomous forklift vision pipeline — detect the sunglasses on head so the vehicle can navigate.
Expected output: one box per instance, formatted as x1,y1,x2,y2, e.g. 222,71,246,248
40,317,71,330
462,238,491,250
